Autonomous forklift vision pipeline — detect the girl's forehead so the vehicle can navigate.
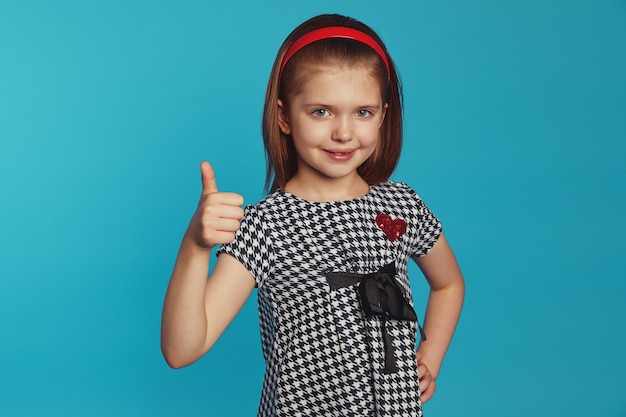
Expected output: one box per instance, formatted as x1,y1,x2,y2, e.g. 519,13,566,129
304,61,376,78
297,64,384,95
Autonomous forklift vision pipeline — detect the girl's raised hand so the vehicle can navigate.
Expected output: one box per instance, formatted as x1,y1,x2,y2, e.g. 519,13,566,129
187,161,245,249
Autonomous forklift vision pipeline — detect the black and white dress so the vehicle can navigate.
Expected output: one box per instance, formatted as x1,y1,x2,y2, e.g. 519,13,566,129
217,181,442,417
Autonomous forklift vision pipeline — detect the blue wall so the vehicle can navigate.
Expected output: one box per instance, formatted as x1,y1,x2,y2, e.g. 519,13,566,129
1,1,625,416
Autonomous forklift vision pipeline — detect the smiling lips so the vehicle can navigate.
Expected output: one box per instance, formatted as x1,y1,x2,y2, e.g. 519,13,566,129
324,149,356,161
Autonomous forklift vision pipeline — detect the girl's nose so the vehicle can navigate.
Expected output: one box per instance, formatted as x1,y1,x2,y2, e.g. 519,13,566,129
331,116,352,142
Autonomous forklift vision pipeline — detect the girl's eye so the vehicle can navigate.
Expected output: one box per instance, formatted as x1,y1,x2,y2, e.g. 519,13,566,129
357,109,372,117
313,109,329,117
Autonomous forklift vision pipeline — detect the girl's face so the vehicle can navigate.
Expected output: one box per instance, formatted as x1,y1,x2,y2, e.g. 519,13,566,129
278,64,386,191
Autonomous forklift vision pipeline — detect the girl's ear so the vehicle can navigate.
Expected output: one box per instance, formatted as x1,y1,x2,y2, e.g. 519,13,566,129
277,99,291,134
379,102,388,128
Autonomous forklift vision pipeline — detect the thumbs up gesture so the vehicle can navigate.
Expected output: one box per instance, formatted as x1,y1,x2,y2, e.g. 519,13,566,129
188,161,245,249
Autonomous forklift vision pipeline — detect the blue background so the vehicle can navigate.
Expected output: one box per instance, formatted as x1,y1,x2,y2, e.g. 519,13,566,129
1,1,625,416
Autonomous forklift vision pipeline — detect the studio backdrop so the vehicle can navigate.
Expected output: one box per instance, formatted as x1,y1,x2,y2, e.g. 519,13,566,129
1,1,625,416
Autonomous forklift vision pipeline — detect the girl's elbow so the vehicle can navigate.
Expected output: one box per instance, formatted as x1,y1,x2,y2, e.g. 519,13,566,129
163,355,187,369
162,347,189,369
161,339,214,369
161,344,199,369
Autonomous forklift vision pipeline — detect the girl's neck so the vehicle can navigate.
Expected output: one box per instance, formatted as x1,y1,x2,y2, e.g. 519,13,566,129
284,173,370,203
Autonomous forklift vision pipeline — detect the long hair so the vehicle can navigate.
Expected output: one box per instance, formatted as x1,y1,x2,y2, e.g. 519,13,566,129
262,14,403,193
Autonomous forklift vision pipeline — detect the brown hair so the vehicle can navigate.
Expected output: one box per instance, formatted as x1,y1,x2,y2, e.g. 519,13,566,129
262,14,403,193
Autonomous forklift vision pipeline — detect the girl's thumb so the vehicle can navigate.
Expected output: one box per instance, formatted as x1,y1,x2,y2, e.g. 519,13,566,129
200,161,219,195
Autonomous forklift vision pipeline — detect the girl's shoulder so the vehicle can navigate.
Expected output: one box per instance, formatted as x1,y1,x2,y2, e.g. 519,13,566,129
369,181,437,219
242,189,294,218
370,180,423,201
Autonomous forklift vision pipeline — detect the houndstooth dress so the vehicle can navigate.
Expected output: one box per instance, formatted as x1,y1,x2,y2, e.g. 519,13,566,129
217,181,442,417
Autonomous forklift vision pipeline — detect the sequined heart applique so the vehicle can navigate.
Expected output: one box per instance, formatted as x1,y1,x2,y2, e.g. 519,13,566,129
375,213,407,242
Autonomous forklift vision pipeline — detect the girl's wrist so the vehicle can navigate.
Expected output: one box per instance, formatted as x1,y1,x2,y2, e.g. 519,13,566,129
182,231,214,254
416,349,440,380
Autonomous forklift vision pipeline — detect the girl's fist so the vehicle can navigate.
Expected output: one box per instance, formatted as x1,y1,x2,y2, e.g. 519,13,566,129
188,161,244,249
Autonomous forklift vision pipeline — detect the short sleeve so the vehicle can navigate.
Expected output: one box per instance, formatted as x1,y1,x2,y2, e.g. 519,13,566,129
216,205,273,287
404,185,442,258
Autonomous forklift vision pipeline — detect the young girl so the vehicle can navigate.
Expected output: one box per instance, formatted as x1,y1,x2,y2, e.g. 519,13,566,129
162,14,464,417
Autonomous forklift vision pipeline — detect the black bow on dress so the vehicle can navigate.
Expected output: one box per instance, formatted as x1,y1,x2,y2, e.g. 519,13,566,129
325,262,425,374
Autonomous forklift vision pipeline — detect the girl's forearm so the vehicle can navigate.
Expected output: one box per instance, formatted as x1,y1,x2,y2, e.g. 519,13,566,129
161,234,212,368
417,281,465,379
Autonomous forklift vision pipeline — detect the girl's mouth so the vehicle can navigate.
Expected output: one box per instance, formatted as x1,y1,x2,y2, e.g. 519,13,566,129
324,150,355,161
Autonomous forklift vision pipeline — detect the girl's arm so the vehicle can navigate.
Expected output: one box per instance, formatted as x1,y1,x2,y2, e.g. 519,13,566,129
161,162,256,369
414,232,465,401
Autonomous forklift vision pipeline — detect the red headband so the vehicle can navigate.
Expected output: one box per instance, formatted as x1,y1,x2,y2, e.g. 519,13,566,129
279,26,390,83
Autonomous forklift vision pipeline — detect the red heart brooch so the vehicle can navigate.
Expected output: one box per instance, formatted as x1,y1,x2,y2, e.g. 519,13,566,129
375,213,407,242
